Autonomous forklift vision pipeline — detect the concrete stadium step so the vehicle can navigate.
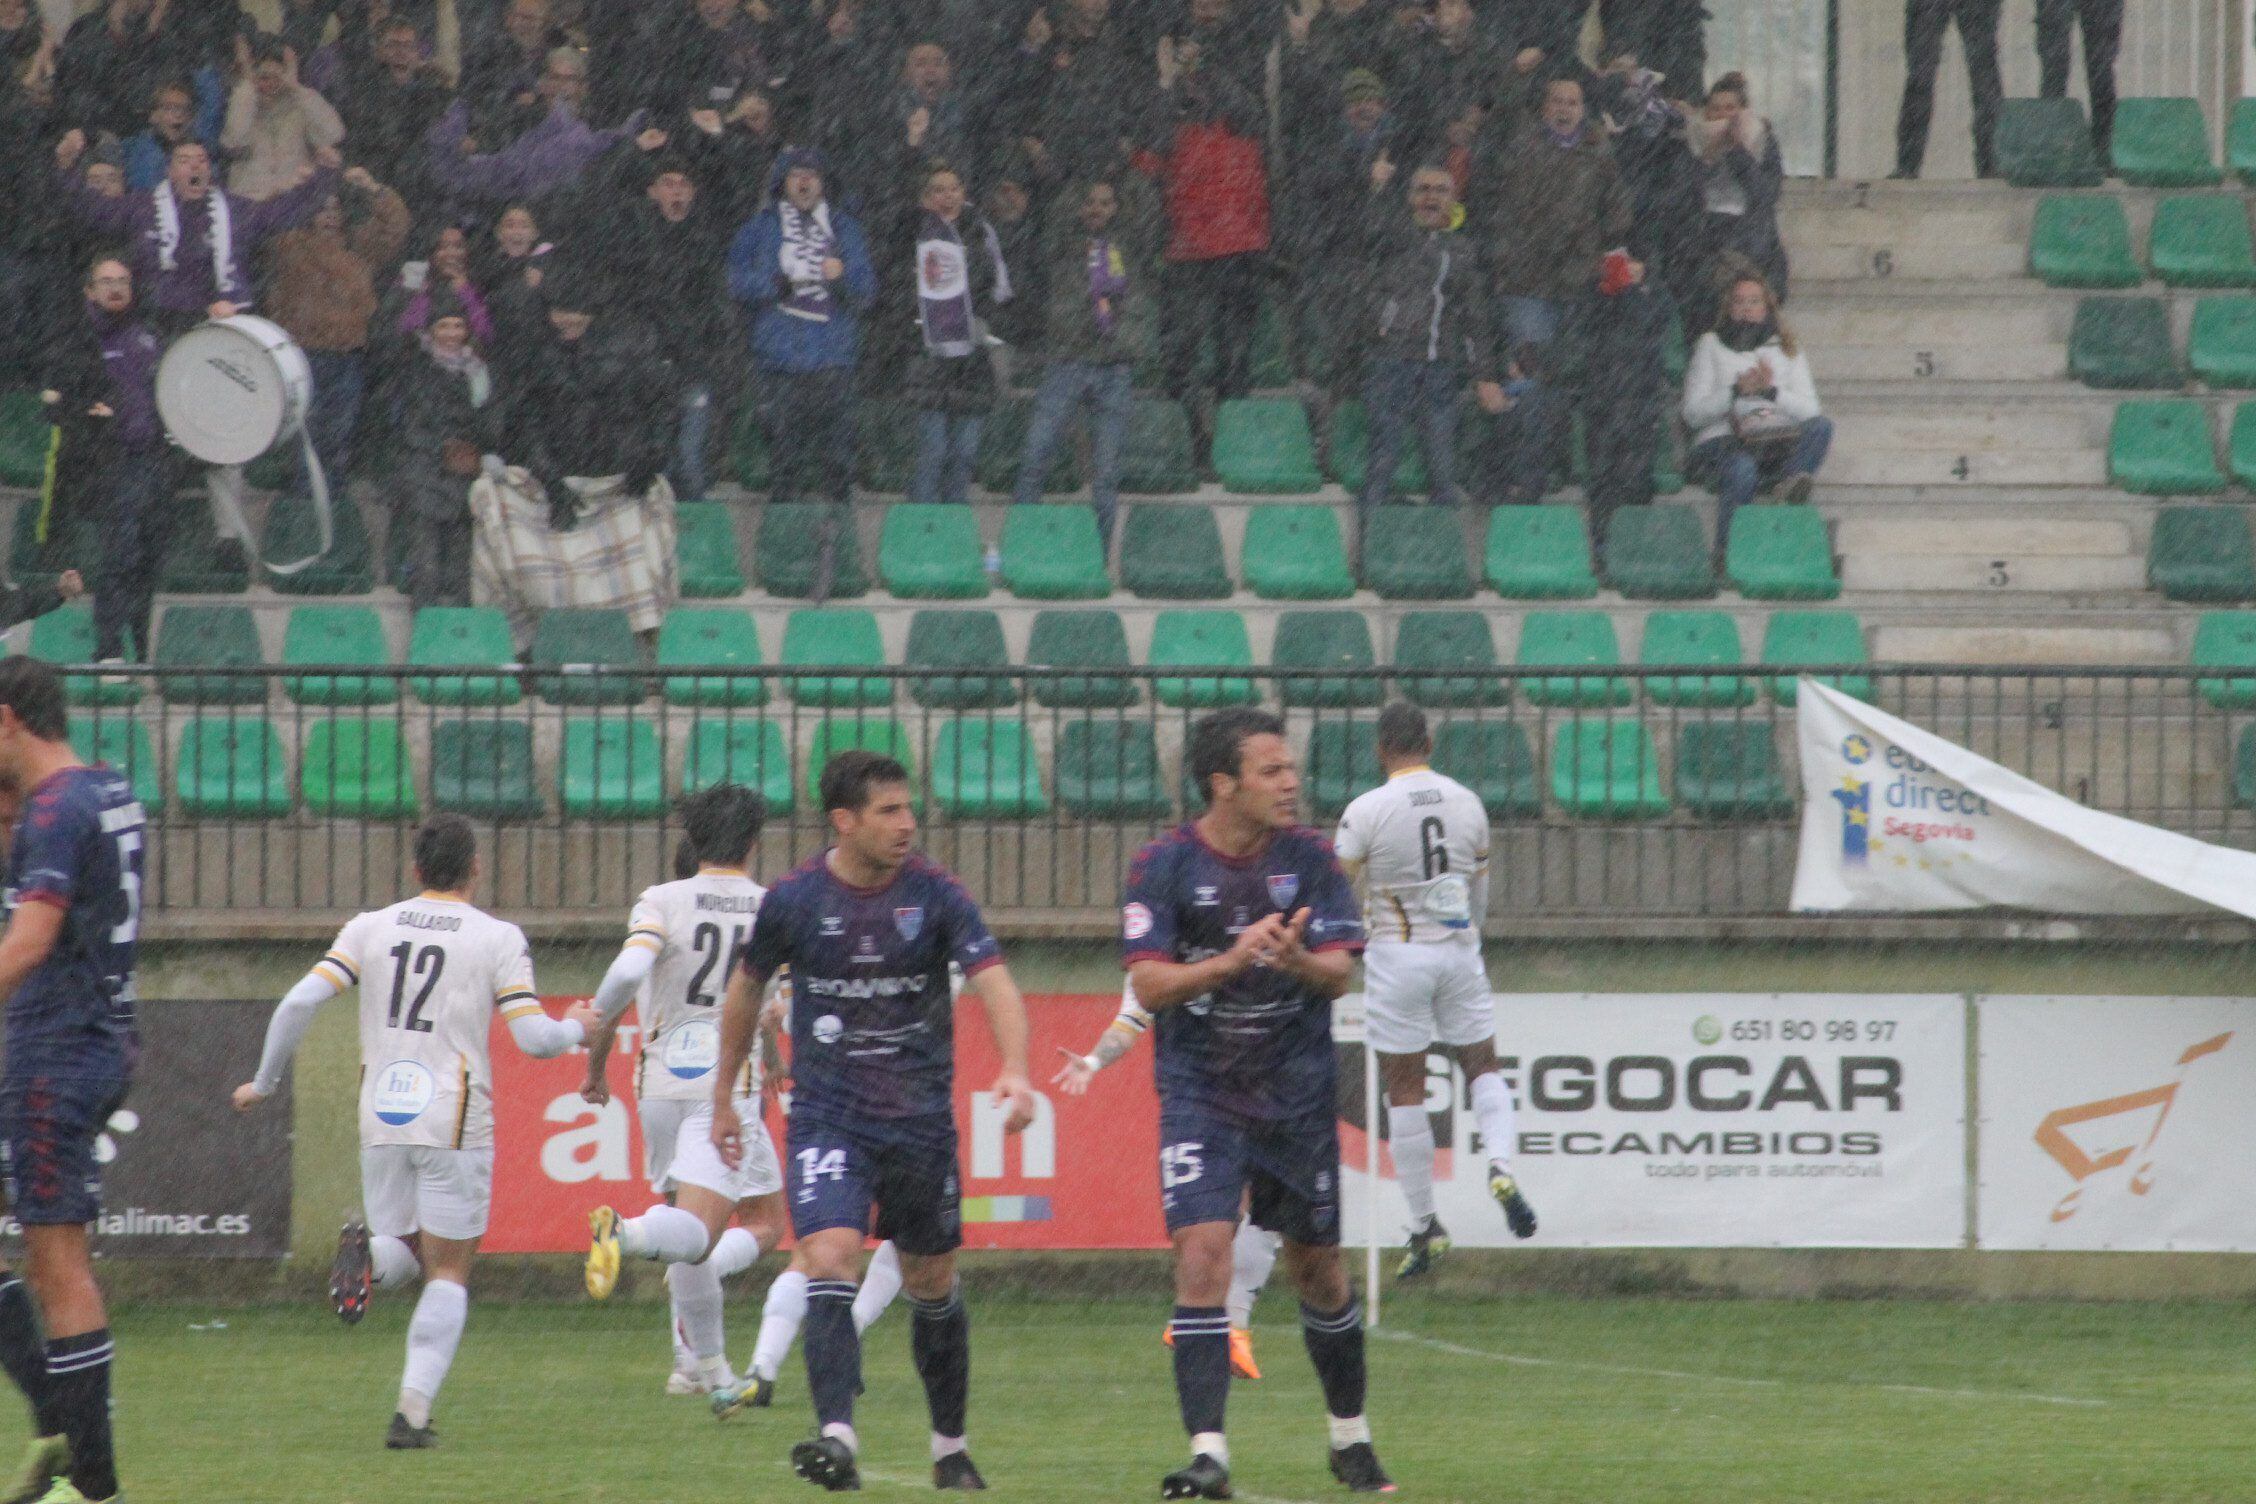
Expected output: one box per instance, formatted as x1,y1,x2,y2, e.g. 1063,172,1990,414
1872,623,2179,663
1835,517,2138,556
1789,241,2029,284
1808,343,2067,383
1836,515,2146,595
1826,450,2109,487
1791,294,2070,349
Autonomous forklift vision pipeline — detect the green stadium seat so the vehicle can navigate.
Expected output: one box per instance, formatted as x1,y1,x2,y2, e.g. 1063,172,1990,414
2028,195,2142,289
2234,99,2256,184
1727,507,1840,600
1122,504,1230,598
1212,399,1321,494
931,719,1047,818
30,604,140,707
1604,505,1715,599
857,401,916,493
1150,610,1258,708
1363,508,1474,599
0,392,54,489
2149,505,2256,601
805,719,918,811
159,509,250,594
1551,719,1668,818
2111,98,2221,187
282,605,394,707
880,504,989,599
1054,719,1171,818
755,503,869,598
1674,721,1792,819
155,605,266,705
1762,611,1872,704
2231,403,2256,488
176,716,291,817
1432,719,1539,818
682,718,794,811
1326,401,1428,495
2192,611,2256,708
2192,297,2256,387
658,608,766,708
731,402,769,490
1121,398,1200,495
979,395,1081,495
676,502,746,598
1027,610,1138,708
528,608,644,706
2110,401,2224,494
429,719,542,818
1305,720,1380,818
301,718,417,819
1995,97,2104,187
261,488,375,595
1393,611,1507,708
1243,506,1354,600
1640,611,1753,707
1517,611,1632,707
782,608,891,707
1272,611,1382,708
2069,296,2182,389
1651,417,1685,496
69,715,162,814
559,718,665,819
1000,506,1110,599
2150,196,2256,288
906,610,1016,709
1485,506,1598,599
408,607,520,707
1662,307,1688,383
2236,724,2256,809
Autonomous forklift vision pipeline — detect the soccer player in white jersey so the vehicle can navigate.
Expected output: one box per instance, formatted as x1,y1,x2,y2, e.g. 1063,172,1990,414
575,785,787,1396
1332,703,1536,1277
233,815,598,1448
1052,981,1278,1381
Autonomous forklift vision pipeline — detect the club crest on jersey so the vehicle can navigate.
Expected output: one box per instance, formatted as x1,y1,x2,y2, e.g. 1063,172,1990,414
1266,874,1299,909
893,906,924,941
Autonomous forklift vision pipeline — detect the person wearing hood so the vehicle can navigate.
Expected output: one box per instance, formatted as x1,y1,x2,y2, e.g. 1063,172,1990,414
509,258,676,530
1686,71,1786,323
219,34,345,202
391,283,503,607
1680,269,1828,547
902,159,1009,507
725,146,875,509
1468,71,1633,350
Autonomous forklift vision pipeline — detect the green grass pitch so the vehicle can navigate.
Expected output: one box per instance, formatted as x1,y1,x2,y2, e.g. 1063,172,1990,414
110,1291,2256,1503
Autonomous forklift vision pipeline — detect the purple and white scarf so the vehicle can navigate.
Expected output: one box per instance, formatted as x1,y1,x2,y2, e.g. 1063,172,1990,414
915,211,1012,358
1086,236,1128,336
777,200,836,322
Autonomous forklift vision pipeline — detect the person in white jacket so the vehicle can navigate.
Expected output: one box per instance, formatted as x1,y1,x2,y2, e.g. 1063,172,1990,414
1680,271,1832,547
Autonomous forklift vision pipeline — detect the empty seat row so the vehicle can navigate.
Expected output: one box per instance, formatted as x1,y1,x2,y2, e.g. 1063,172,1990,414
2107,402,2256,497
2071,297,2256,392
1998,96,2252,189
2035,197,2256,291
2151,505,2256,601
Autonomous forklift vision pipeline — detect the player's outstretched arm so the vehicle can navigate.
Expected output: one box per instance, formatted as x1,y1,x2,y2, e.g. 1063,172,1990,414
710,960,765,1167
968,963,1036,1131
1051,992,1152,1095
505,1001,598,1059
233,967,344,1111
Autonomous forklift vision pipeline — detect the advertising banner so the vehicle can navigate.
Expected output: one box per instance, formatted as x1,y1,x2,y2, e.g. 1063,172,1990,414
1342,994,1968,1248
1978,997,2256,1251
1791,678,2256,918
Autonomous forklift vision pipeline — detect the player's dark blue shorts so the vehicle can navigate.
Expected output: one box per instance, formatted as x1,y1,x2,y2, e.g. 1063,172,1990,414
0,1070,128,1227
785,1111,963,1256
1159,1104,1341,1246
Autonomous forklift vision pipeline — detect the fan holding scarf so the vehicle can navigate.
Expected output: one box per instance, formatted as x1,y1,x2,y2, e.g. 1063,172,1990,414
902,160,1011,508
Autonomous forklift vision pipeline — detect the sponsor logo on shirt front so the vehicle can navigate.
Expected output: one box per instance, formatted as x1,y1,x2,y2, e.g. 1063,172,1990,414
371,1060,436,1125
1194,886,1219,907
820,915,844,936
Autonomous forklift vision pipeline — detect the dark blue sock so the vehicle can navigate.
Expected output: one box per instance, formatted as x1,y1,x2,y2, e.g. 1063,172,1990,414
802,1281,861,1432
909,1285,970,1441
0,1276,56,1435
46,1328,115,1499
1300,1300,1367,1421
1170,1305,1231,1436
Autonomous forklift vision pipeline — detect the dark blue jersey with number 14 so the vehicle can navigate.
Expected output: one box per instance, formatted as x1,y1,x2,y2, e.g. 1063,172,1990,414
3,765,144,1076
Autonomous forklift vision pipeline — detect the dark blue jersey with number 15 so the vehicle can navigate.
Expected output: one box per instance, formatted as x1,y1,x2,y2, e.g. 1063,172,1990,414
3,765,144,1075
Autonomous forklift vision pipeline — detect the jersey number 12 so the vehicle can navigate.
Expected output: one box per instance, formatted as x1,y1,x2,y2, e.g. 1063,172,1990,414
387,941,445,1032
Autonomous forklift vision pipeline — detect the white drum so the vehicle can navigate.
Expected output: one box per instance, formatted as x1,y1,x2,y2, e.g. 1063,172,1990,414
155,315,313,465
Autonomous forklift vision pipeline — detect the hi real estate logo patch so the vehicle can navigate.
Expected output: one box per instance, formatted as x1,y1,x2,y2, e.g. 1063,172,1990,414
1831,732,1990,871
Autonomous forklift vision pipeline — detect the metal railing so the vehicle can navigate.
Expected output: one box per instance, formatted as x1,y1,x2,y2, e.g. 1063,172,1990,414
62,661,2256,928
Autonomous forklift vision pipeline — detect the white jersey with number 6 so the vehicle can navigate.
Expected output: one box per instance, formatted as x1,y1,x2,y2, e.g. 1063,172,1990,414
314,895,540,1151
1333,766,1491,946
625,871,766,1102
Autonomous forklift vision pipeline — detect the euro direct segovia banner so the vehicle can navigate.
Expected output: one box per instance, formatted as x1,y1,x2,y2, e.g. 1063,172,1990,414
1340,994,1967,1249
1978,997,2256,1251
1790,678,2256,917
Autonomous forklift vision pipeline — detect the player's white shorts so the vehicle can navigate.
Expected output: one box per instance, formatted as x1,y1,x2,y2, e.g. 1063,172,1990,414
641,1096,783,1203
361,1143,493,1242
1362,940,1496,1056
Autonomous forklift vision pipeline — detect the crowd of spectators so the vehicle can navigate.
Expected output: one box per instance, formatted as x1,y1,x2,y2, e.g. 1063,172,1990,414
0,0,1823,641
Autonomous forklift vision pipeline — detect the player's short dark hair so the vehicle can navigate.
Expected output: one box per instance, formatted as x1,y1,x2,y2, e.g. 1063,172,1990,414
821,750,910,814
0,658,67,742
1187,708,1286,807
1377,701,1431,759
413,813,477,891
683,782,765,865
671,837,699,880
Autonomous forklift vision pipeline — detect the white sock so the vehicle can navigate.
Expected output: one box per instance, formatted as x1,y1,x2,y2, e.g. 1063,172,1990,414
932,1432,968,1461
822,1421,860,1454
1469,1070,1517,1170
371,1234,421,1291
852,1241,903,1335
1192,1432,1228,1466
1328,1414,1372,1448
667,1258,727,1361
709,1226,761,1278
1226,1223,1278,1329
398,1278,467,1426
1389,1104,1439,1225
750,1269,809,1381
621,1204,711,1263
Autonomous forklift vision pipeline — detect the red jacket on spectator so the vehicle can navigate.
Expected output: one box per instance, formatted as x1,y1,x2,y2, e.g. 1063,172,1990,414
1136,70,1270,265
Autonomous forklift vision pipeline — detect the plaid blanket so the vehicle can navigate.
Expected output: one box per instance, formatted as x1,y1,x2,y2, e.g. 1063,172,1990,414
470,468,679,640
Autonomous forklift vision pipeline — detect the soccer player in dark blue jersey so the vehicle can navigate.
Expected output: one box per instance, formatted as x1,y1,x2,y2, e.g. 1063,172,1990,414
711,751,1035,1493
0,658,144,1504
1123,708,1393,1499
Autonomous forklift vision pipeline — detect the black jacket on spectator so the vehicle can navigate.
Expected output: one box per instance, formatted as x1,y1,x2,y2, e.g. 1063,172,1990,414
511,310,676,491
999,15,1143,187
56,5,174,136
397,344,504,519
1360,204,1500,380
593,182,735,388
331,55,453,208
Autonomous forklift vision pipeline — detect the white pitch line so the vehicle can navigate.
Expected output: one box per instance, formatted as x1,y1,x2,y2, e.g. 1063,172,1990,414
1374,1327,2107,1408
